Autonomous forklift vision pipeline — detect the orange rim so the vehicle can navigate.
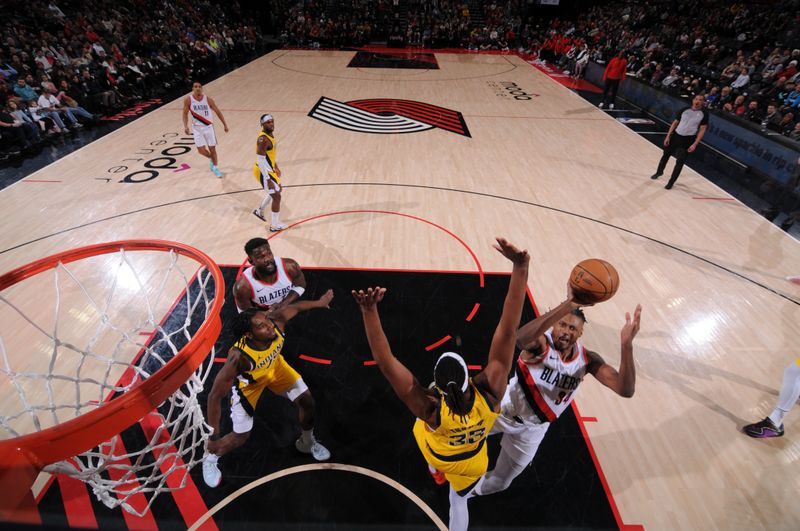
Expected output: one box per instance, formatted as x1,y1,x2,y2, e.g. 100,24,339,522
0,240,224,467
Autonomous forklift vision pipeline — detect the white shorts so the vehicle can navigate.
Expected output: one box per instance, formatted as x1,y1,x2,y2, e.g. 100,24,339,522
229,378,309,434
192,124,217,147
258,172,281,193
491,413,550,465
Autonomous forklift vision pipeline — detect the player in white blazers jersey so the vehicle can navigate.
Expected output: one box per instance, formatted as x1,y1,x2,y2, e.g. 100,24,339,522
202,236,329,486
233,237,307,313
475,284,642,496
182,81,229,177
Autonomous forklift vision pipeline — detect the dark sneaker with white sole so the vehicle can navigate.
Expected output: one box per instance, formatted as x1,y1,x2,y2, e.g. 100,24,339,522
743,418,784,438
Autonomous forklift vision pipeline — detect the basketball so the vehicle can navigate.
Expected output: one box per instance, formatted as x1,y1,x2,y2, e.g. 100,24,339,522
569,259,619,304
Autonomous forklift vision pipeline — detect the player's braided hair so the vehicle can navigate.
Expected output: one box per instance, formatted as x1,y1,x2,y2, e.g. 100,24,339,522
231,307,261,343
434,353,474,423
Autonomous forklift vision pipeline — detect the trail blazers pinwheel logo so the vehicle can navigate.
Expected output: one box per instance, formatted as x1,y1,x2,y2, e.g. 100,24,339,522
308,97,471,137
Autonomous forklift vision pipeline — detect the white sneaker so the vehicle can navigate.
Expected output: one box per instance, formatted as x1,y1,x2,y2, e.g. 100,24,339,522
295,436,331,461
598,102,604,108
202,457,221,488
269,222,288,232
609,103,615,110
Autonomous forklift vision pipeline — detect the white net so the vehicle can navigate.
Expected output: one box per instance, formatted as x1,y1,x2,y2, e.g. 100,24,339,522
0,245,220,516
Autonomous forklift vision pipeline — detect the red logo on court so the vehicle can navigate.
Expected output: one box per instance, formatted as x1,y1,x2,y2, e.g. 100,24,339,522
308,97,470,137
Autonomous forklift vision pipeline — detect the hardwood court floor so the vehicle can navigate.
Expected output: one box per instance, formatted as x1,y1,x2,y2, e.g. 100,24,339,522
1,49,799,530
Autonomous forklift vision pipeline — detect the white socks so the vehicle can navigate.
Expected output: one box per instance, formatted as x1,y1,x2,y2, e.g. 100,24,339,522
271,212,282,226
768,361,800,426
769,409,786,427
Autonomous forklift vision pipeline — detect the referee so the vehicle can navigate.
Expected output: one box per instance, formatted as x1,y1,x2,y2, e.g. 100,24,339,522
650,94,708,190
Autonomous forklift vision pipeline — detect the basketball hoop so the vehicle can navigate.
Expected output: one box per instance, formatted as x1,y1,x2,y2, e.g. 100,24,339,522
0,240,224,522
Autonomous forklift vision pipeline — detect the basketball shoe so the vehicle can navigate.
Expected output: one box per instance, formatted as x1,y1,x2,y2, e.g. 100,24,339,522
429,466,446,485
252,209,267,222
295,435,331,461
202,455,222,487
743,418,784,438
269,222,288,232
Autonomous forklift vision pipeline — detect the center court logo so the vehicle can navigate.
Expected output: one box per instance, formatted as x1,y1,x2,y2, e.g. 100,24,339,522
308,97,470,137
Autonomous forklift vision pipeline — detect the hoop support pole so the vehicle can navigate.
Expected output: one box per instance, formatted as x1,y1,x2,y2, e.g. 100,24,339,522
0,446,42,524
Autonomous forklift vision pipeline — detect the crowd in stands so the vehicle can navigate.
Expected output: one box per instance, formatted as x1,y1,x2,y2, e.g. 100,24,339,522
276,0,528,51
3,0,800,159
467,0,524,51
400,0,524,50
0,0,262,157
276,0,378,48
528,1,800,142
404,0,472,49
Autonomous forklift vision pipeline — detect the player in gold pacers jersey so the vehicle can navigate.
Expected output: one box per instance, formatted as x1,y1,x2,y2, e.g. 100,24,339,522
252,114,287,232
353,237,529,531
202,290,333,488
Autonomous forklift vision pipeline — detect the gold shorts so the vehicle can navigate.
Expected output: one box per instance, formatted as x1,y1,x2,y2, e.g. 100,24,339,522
412,419,489,495
238,354,302,412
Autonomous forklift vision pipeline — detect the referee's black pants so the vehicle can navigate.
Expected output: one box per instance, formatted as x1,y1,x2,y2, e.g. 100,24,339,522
656,133,695,188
